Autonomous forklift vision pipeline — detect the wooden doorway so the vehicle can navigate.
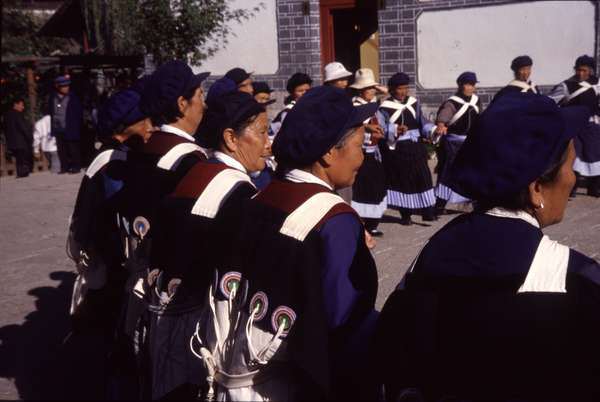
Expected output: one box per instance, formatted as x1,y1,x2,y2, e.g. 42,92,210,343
319,0,380,79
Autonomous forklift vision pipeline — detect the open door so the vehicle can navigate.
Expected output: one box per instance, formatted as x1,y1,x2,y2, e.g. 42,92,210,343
320,0,379,79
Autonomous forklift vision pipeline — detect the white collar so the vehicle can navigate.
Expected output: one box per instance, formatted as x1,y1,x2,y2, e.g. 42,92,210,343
485,207,540,228
284,169,333,191
160,124,195,142
213,151,247,173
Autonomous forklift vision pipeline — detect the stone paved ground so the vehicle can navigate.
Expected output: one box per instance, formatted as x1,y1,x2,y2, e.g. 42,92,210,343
1,171,599,399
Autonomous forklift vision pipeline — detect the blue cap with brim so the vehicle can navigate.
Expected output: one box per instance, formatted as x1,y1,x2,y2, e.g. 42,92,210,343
97,89,146,138
141,60,209,117
54,76,71,86
272,85,378,167
448,92,590,201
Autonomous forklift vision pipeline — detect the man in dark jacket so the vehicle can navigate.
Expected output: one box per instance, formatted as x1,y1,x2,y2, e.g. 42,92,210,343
49,75,83,173
3,98,32,178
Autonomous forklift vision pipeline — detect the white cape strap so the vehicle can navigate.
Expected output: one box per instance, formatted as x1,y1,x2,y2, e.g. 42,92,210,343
563,81,594,104
517,235,569,293
280,192,346,241
508,80,537,93
86,149,127,178
352,96,368,106
380,97,417,124
157,142,206,171
448,95,479,126
191,169,253,218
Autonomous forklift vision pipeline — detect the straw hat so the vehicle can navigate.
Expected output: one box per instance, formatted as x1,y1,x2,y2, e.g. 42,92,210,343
350,68,382,90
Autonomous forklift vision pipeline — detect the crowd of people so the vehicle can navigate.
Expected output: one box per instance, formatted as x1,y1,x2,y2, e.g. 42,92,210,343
61,54,600,401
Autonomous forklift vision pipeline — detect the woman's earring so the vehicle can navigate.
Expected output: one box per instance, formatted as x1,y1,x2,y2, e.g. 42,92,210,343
540,202,544,209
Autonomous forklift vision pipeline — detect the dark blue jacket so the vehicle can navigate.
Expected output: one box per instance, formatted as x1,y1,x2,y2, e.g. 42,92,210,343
48,92,83,141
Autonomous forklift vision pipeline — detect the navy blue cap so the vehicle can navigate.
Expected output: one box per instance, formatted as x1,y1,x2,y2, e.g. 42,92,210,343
510,55,533,72
456,71,478,85
197,91,265,149
448,92,589,201
97,89,146,138
272,85,378,167
388,73,410,89
253,81,273,95
286,72,313,93
575,54,596,70
141,60,209,117
54,75,71,86
206,77,237,104
225,67,252,85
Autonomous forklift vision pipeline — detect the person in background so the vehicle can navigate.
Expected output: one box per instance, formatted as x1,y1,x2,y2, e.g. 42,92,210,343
3,98,32,178
491,55,540,103
376,93,598,402
548,54,600,198
253,81,275,105
323,61,353,89
269,72,312,140
349,68,387,236
251,81,277,189
378,73,438,225
48,75,83,174
434,71,482,214
32,114,59,173
225,67,253,95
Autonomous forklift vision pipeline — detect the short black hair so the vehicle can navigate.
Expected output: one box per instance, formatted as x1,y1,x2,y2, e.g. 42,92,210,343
13,98,25,105
475,142,570,212
151,84,200,126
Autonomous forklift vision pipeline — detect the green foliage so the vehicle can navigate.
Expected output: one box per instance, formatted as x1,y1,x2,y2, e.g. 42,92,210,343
1,0,75,58
83,0,263,66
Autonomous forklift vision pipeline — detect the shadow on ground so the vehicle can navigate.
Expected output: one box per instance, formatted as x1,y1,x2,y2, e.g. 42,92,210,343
0,271,111,400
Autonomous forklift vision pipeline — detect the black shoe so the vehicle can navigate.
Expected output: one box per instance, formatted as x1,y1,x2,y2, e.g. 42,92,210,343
69,168,81,174
399,216,412,226
422,207,438,221
588,188,600,198
58,170,68,174
369,229,384,237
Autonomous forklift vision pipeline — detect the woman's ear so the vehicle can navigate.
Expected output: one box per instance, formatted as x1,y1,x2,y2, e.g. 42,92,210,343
528,180,544,209
177,95,188,115
222,128,238,153
320,147,336,167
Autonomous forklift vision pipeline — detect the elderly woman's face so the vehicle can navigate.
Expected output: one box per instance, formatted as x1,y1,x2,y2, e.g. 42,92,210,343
393,85,409,100
325,127,365,190
575,66,592,82
233,112,270,173
516,66,532,82
360,87,377,102
534,140,576,228
292,83,310,100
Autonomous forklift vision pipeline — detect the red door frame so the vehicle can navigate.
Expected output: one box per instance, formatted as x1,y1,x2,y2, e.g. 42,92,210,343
319,0,356,70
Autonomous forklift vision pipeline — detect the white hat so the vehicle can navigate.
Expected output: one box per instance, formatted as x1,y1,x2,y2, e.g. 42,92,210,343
324,62,352,83
350,68,380,89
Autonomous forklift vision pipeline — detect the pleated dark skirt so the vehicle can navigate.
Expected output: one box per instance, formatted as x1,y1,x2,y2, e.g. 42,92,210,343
573,121,600,177
352,152,387,218
384,140,435,209
353,152,387,204
435,135,470,203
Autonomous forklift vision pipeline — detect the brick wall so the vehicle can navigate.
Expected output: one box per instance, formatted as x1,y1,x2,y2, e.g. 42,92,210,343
378,0,600,114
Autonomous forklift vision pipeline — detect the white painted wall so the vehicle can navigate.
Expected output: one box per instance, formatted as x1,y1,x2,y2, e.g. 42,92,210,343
192,0,279,75
417,0,596,88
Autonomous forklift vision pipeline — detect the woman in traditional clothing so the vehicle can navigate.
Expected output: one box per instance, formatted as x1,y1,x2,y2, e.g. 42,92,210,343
434,72,482,214
349,68,387,236
148,89,270,400
491,55,540,103
376,93,598,402
269,72,312,140
548,54,600,197
378,72,438,225
195,86,380,401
